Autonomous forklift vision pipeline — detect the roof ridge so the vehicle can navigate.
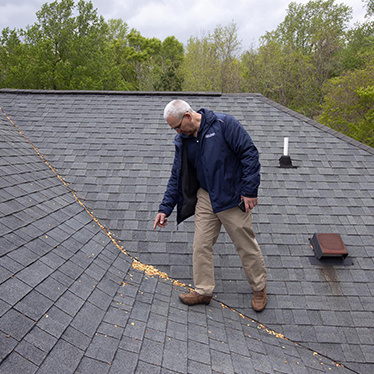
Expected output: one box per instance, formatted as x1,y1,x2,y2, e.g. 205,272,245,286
254,94,374,155
0,88,222,97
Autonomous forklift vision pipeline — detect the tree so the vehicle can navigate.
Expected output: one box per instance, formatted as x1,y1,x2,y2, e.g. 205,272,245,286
27,0,124,90
212,22,242,92
319,61,374,147
182,22,242,93
0,28,28,88
0,0,126,90
244,0,353,118
110,28,162,90
182,33,221,92
106,18,128,41
341,0,374,70
0,1,184,91
24,0,79,89
241,41,318,116
348,85,374,147
269,0,351,54
106,21,184,91
363,0,374,17
341,22,374,71
153,36,184,91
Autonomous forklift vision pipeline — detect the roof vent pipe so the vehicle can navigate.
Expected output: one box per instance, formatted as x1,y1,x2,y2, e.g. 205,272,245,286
279,137,296,168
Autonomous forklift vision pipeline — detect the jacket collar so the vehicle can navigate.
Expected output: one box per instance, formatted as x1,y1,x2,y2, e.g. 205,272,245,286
174,108,217,143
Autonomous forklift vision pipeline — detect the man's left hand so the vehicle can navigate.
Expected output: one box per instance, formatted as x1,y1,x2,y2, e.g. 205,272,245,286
241,196,258,212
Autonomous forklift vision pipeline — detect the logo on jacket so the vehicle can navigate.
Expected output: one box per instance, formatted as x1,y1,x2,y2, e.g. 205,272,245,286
206,132,216,138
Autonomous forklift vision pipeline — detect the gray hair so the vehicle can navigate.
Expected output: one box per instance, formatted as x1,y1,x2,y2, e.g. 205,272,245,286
163,100,193,121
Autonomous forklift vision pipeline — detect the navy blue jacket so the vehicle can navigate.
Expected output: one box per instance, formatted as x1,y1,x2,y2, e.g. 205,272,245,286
159,108,260,224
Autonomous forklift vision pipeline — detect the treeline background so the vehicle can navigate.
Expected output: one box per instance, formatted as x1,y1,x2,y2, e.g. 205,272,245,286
1,0,373,147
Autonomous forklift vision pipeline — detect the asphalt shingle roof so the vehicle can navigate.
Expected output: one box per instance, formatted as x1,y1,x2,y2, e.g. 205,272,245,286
0,89,373,373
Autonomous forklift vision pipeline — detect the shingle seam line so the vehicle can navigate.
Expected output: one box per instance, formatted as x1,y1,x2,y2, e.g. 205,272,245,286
0,106,187,289
0,107,132,253
215,299,360,373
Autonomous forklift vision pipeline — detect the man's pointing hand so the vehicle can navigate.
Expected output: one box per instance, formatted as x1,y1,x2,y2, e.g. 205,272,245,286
153,213,168,229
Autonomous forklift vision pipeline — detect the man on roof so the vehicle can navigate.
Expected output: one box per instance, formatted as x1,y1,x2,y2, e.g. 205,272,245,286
153,99,268,312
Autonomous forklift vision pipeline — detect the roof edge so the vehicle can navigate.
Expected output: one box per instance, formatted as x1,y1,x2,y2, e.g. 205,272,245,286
255,94,374,156
0,88,222,97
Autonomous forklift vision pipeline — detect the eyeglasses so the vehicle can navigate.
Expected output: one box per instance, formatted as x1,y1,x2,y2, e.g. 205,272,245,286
171,114,186,131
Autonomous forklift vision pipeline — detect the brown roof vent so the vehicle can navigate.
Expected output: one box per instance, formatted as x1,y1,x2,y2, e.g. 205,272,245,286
310,233,348,260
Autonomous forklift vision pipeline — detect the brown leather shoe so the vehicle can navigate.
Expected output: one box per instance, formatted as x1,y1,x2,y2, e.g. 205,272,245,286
252,286,267,312
179,291,212,306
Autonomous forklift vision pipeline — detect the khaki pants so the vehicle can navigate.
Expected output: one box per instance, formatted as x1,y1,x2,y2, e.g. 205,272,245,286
193,188,267,296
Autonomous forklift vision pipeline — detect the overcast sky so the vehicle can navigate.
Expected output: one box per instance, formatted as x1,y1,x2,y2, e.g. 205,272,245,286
0,0,368,49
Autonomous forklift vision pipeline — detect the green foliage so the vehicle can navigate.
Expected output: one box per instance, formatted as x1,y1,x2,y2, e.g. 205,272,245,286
349,85,374,147
212,22,242,92
0,28,26,87
0,0,124,90
319,62,374,146
109,28,184,91
153,36,184,91
121,28,162,90
181,22,241,93
182,34,222,92
107,19,128,41
241,42,319,117
252,0,352,117
266,0,351,54
318,0,374,148
0,0,184,91
341,21,374,71
363,0,374,17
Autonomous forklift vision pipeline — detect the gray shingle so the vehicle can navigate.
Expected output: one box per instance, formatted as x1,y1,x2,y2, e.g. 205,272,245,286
0,330,18,361
0,309,34,341
70,302,105,337
16,260,54,288
139,337,164,366
85,333,119,363
14,339,47,366
0,351,38,374
162,337,187,373
75,357,110,374
0,277,32,306
36,339,84,374
14,290,53,321
187,340,211,365
107,349,138,374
